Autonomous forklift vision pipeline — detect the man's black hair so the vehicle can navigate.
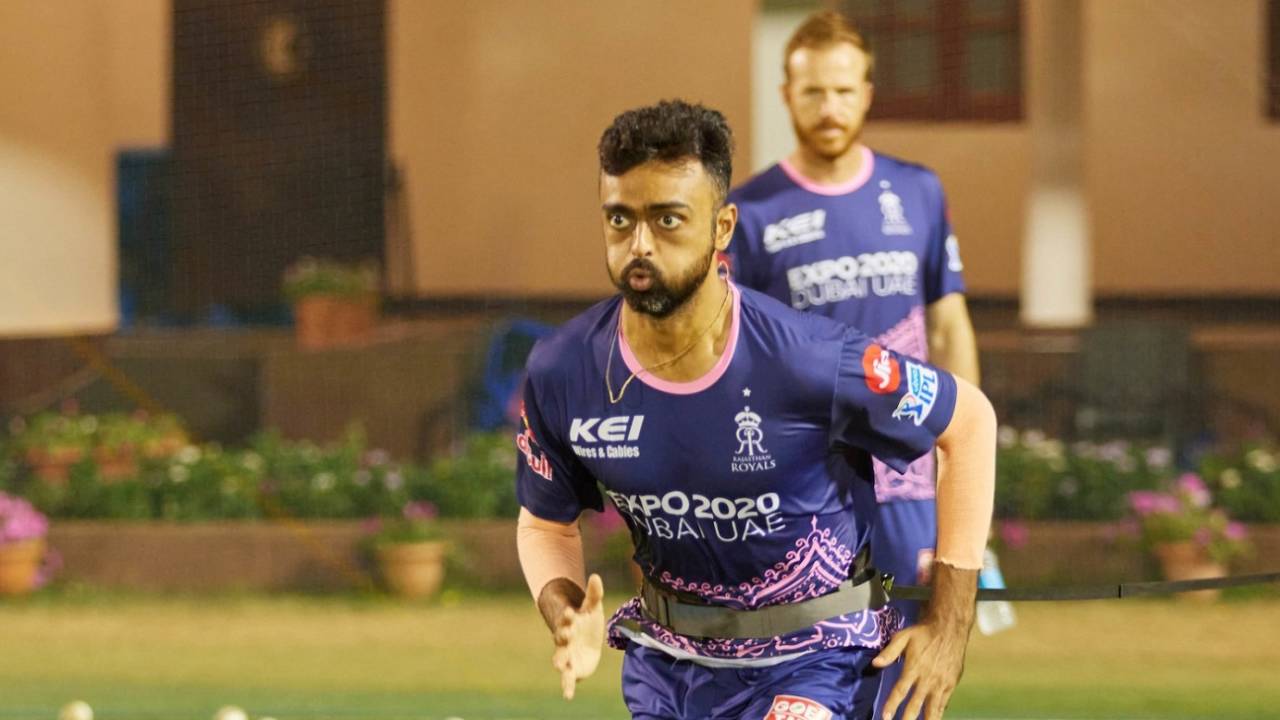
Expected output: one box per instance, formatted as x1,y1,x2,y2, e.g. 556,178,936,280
598,99,734,201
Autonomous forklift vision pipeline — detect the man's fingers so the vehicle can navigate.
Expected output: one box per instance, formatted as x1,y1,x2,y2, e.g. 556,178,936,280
560,664,576,700
873,628,913,668
879,671,915,720
582,573,604,612
553,647,576,700
924,690,947,720
901,683,928,720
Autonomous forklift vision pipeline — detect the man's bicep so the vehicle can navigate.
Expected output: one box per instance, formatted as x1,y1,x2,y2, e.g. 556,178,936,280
830,334,959,472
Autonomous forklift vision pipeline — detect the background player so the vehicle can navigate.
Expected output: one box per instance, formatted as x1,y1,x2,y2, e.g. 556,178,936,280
515,100,996,720
727,13,982,717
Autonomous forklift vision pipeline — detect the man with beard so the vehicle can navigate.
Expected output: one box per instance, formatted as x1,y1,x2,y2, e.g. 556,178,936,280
514,99,996,720
726,14,983,718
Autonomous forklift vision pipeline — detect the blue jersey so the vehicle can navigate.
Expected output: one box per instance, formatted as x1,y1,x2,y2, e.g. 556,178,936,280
728,148,965,503
515,283,957,664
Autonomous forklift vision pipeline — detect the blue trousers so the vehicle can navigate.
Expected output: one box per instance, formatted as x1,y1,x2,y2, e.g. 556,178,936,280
621,642,881,719
870,498,937,720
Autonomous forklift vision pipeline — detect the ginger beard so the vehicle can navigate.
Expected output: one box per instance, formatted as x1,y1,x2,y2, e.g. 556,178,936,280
610,226,717,318
792,113,860,162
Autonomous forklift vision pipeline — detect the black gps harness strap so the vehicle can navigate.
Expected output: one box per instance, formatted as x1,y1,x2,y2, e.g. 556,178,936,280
889,570,1280,602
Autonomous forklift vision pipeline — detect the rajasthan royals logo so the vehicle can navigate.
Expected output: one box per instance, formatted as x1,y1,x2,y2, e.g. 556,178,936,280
878,180,913,236
734,407,767,456
731,402,776,473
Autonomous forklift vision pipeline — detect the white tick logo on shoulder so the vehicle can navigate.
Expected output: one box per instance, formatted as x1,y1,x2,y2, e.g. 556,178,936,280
763,209,826,254
731,402,776,472
946,233,964,272
878,181,913,236
891,362,939,426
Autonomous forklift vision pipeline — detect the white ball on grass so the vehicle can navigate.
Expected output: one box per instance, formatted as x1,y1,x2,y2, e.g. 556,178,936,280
213,706,248,720
59,701,93,720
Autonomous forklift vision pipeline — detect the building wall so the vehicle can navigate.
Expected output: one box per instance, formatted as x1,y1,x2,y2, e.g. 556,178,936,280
389,0,755,298
2,0,1278,335
1085,0,1280,296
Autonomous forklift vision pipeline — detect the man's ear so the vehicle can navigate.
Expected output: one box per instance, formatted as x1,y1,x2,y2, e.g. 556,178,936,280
716,203,738,252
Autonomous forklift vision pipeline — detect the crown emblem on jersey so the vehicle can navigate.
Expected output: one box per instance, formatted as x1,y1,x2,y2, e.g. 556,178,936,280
735,406,762,429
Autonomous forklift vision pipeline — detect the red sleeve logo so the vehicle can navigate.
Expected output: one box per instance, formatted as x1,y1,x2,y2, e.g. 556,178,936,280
515,405,554,482
861,344,900,394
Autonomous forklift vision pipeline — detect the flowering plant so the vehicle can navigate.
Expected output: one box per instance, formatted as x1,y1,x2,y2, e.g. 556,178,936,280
0,491,49,546
1198,442,1280,523
1127,473,1251,565
282,256,380,302
368,501,442,546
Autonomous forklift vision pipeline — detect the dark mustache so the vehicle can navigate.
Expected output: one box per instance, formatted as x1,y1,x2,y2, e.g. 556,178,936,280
623,259,659,278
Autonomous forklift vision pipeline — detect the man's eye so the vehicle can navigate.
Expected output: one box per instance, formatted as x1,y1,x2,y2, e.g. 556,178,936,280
657,215,682,229
608,215,630,229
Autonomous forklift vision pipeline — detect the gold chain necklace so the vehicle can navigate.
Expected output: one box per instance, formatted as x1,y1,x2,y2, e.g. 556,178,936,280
605,282,730,404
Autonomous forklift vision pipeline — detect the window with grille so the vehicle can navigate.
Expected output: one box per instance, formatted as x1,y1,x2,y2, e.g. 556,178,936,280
841,0,1023,121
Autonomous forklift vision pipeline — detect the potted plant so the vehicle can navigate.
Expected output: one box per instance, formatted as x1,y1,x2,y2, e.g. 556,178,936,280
0,492,49,595
369,501,446,599
1127,473,1251,600
14,410,96,484
283,257,381,349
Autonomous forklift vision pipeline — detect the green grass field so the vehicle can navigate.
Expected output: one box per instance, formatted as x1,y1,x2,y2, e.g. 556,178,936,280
1,590,1277,720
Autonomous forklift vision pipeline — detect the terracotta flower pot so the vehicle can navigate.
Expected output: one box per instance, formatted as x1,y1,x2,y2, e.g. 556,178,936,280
376,541,446,599
0,538,46,595
25,447,85,484
93,446,138,482
1153,541,1224,601
293,295,378,350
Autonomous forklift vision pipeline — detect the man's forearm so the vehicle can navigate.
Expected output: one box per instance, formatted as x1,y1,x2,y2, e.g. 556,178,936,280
517,507,588,629
934,378,997,570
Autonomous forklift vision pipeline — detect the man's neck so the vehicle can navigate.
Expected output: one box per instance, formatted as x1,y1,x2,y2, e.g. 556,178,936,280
786,142,867,186
621,276,732,383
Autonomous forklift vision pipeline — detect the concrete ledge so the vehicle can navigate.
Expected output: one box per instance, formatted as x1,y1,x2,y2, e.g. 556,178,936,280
44,520,1280,593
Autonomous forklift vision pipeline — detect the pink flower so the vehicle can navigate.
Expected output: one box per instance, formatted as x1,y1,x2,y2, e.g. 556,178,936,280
0,493,48,545
1177,473,1211,509
1193,527,1213,547
998,520,1029,549
1224,522,1248,541
403,501,437,522
1129,491,1177,516
1152,494,1181,514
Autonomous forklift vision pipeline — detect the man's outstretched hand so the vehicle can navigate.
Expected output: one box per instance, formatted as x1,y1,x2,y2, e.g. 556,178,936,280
541,573,605,700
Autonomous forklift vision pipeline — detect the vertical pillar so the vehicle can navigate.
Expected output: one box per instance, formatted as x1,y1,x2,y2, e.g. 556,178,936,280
1021,0,1091,327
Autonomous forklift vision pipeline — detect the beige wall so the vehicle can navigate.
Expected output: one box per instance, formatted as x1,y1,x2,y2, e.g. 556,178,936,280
855,0,1280,299
1086,0,1280,296
390,0,755,298
3,0,1279,326
0,0,168,338
863,126,1031,296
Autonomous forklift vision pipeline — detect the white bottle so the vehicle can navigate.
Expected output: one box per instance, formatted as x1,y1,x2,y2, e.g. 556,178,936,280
976,547,1017,636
